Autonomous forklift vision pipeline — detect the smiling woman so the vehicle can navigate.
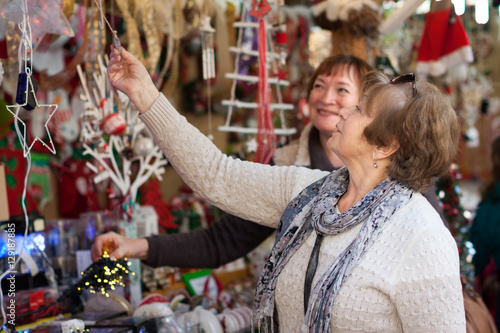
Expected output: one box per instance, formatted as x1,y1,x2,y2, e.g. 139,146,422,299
306,55,369,168
103,45,465,332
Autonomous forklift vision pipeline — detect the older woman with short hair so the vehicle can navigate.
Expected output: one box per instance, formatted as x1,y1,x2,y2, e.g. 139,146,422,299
361,71,459,192
106,46,465,332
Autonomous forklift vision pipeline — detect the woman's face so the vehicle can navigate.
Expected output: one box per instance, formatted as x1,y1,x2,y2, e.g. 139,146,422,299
327,102,374,164
308,67,361,139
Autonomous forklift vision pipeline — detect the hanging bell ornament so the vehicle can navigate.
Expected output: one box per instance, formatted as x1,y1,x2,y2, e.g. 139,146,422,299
133,136,155,157
101,113,127,135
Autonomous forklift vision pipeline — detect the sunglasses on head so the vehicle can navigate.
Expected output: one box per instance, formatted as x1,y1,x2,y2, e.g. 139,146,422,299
390,73,416,98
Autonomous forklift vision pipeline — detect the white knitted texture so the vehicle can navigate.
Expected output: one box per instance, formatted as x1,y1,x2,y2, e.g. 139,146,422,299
139,94,326,227
140,94,465,332
276,194,465,332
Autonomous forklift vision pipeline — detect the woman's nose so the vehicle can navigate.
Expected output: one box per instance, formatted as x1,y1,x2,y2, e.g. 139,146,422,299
338,106,355,120
320,89,337,104
338,107,348,119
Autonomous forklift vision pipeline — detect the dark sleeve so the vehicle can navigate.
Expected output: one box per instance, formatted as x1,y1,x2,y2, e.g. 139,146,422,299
469,205,491,274
422,185,449,228
143,213,275,268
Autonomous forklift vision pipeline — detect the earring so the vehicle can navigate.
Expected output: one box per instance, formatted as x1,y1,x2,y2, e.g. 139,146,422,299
373,161,378,168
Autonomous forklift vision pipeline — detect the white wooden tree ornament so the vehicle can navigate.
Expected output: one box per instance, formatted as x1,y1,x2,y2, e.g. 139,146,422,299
77,55,168,203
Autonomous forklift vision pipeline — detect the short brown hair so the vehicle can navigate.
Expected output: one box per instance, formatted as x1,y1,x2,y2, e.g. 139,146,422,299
361,70,460,192
306,54,373,101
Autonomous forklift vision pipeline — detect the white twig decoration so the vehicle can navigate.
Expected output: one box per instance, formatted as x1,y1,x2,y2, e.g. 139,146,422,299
78,55,167,203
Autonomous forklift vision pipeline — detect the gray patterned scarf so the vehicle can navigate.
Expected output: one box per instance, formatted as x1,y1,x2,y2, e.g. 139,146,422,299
253,167,413,332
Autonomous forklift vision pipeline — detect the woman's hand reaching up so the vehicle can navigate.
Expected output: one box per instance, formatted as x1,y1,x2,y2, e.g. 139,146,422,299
107,46,160,114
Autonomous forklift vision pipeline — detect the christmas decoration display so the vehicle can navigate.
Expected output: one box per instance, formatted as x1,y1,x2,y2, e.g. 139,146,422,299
52,158,101,218
2,0,500,330
456,72,494,148
6,56,59,156
1,1,61,329
139,178,177,231
435,165,476,283
68,250,133,298
0,146,39,216
3,251,133,329
200,15,216,140
379,0,425,36
0,0,75,50
311,0,381,38
250,0,276,164
76,55,168,204
416,8,473,76
200,16,216,82
0,62,4,86
219,0,296,163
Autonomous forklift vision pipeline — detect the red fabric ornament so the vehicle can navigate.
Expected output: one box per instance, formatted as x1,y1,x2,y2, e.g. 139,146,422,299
52,158,101,218
101,113,126,135
416,8,473,76
275,31,287,45
0,148,39,216
139,178,177,230
0,39,7,59
250,1,276,165
249,0,271,18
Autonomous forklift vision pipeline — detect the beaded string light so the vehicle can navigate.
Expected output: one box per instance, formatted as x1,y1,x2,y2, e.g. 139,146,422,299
75,251,133,298
3,251,132,330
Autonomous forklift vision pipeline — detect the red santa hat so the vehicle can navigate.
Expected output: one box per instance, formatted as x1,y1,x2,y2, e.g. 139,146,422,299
416,8,473,76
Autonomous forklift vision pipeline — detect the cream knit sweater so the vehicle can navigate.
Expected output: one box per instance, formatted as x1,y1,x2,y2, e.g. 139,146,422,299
140,94,466,332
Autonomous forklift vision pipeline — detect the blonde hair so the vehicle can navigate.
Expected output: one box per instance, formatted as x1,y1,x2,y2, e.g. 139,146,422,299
361,70,460,192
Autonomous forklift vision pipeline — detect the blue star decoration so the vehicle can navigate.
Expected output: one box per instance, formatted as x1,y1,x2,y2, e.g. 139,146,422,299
6,74,58,157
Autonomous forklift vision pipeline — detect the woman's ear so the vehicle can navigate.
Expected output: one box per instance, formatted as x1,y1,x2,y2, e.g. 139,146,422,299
375,140,400,160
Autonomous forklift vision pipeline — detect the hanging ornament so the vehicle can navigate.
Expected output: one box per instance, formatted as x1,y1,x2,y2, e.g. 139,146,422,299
274,0,287,66
249,0,272,18
133,136,155,157
6,0,59,157
249,0,276,164
416,8,473,76
15,72,38,111
0,0,75,49
77,56,167,204
101,113,127,135
200,15,216,140
200,16,216,81
80,103,102,144
275,29,287,66
0,61,4,86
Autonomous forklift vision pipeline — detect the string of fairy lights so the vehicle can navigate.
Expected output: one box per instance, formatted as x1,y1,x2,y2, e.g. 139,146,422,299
58,251,133,302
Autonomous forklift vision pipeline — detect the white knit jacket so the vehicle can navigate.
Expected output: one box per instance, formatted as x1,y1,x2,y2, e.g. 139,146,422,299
140,94,466,332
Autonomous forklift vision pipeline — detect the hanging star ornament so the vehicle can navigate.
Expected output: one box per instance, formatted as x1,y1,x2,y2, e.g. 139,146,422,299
4,0,59,157
6,75,58,157
6,104,58,157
